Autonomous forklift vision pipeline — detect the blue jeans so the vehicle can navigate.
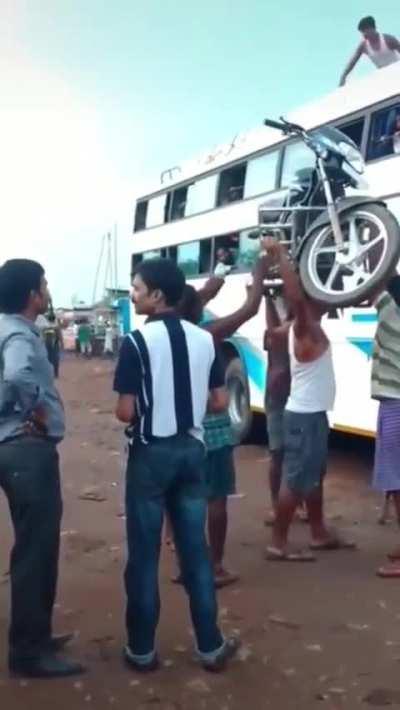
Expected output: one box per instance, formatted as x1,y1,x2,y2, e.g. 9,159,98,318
124,435,224,659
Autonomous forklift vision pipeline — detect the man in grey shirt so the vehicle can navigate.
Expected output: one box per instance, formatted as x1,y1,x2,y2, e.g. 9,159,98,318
0,259,84,678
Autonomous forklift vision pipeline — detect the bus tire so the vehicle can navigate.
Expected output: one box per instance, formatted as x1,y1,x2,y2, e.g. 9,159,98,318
225,357,253,443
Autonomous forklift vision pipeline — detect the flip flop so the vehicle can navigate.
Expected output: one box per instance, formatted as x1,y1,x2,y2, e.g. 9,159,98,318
214,571,240,589
265,546,315,562
377,564,400,578
309,538,356,551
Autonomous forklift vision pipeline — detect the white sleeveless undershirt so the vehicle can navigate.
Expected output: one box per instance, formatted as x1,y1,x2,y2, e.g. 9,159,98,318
286,326,336,413
365,33,400,68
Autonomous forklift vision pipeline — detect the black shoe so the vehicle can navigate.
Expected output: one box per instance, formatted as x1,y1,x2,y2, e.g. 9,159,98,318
9,652,86,679
123,646,159,673
45,633,75,653
201,636,241,673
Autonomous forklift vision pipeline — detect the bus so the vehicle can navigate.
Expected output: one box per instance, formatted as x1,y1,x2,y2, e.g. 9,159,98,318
131,63,400,441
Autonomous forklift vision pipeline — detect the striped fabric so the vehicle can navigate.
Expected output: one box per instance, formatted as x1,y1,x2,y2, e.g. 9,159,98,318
114,314,223,444
373,399,400,492
371,292,400,400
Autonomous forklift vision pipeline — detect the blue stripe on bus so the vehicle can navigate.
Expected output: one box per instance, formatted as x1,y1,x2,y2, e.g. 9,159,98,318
351,313,377,323
235,340,266,392
347,337,374,358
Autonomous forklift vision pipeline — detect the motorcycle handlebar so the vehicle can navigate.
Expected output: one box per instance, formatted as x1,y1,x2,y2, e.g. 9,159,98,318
263,118,286,131
263,117,305,135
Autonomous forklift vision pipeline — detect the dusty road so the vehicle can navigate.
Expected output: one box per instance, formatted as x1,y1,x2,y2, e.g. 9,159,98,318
1,357,400,709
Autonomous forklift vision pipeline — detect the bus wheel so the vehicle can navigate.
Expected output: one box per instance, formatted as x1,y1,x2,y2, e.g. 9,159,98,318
225,357,252,443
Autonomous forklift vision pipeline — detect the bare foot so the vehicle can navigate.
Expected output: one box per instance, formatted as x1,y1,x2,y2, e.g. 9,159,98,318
265,545,315,562
214,567,239,588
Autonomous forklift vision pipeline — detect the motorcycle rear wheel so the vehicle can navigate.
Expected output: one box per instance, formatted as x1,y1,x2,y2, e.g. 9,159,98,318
299,203,400,307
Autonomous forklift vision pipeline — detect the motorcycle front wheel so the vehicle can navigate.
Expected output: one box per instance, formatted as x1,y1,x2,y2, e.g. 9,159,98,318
299,203,400,307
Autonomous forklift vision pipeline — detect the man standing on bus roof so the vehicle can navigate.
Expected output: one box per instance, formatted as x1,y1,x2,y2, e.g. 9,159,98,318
263,240,355,561
339,16,400,86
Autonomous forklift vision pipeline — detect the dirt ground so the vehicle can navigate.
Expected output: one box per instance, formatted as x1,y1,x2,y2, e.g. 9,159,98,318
1,356,400,709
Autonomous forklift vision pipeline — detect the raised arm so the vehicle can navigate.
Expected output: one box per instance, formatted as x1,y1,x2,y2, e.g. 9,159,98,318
263,239,313,339
339,42,364,86
263,292,283,351
196,276,225,307
203,256,270,343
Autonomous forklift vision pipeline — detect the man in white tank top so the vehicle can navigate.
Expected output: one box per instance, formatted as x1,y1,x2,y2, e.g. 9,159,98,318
263,240,354,561
339,15,400,86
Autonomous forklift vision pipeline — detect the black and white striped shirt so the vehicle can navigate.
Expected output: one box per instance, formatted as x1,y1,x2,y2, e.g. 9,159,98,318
113,313,224,443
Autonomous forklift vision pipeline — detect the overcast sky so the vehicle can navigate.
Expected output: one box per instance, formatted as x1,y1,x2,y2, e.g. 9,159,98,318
1,0,398,305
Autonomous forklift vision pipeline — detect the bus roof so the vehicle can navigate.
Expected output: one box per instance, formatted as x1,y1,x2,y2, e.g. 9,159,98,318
138,63,400,200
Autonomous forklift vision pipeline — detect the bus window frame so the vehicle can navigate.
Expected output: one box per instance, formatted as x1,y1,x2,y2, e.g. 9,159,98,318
366,96,400,165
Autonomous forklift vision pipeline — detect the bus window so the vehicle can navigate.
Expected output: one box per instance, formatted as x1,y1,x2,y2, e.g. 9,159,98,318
237,230,261,270
185,175,218,216
177,241,200,277
281,141,314,187
170,186,188,221
213,233,240,275
337,118,365,149
134,201,148,232
146,194,168,228
244,151,279,199
143,249,166,261
367,102,400,162
172,240,212,276
217,164,247,206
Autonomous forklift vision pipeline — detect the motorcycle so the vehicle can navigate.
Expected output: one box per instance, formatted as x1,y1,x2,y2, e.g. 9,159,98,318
250,117,400,306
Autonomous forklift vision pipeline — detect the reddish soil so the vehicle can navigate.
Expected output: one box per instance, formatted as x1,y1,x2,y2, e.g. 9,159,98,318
1,356,400,709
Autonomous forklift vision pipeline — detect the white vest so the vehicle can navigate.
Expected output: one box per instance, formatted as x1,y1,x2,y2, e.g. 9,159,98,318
286,326,336,413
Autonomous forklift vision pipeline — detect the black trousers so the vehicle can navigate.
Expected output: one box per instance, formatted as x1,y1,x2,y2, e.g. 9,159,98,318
0,437,62,659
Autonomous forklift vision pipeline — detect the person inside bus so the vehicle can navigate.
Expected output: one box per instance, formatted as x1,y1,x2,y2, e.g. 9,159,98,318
175,255,270,587
214,247,236,276
263,239,354,561
339,16,400,86
369,107,400,160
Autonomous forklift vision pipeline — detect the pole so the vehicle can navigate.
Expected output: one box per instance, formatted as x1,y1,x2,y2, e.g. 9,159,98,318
114,222,118,295
92,234,106,305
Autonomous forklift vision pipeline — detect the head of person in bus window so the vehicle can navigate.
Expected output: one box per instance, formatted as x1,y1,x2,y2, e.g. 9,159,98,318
216,247,232,266
176,284,203,325
358,15,377,41
131,258,185,316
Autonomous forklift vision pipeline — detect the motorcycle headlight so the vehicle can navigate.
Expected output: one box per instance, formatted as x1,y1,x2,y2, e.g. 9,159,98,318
338,141,365,175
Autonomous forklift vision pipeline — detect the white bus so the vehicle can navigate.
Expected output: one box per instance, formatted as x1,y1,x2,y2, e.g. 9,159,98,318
131,63,400,440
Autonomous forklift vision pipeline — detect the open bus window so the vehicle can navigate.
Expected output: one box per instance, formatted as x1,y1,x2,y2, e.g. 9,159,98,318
177,240,212,278
146,194,168,228
281,141,315,187
337,118,365,149
134,201,148,232
213,233,240,275
217,164,247,207
244,151,279,199
170,186,188,221
185,175,218,217
367,103,400,161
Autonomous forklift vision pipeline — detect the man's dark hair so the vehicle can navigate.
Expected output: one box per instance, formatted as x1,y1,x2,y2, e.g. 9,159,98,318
0,259,45,314
177,284,203,324
358,16,376,32
134,258,185,306
387,275,400,307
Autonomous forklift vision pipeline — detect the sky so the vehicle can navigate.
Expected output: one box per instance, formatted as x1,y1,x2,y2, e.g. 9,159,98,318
1,0,398,305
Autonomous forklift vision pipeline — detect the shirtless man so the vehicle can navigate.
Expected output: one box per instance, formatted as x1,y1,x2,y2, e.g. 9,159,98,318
339,16,400,86
263,240,353,561
263,290,291,523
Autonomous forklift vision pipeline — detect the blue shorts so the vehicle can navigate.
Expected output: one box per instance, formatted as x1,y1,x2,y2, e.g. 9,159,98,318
283,410,329,495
